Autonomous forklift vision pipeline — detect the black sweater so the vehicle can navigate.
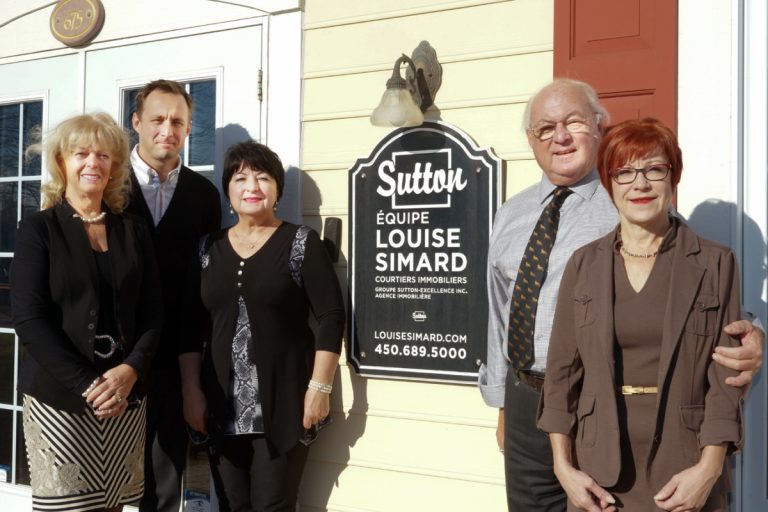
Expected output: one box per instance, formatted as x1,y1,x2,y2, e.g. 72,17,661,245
125,167,221,375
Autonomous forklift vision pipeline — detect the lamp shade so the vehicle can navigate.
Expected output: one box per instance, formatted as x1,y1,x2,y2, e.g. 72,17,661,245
370,87,424,127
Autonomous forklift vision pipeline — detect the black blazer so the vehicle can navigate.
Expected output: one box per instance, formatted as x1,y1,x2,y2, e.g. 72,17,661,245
11,201,163,413
125,166,221,373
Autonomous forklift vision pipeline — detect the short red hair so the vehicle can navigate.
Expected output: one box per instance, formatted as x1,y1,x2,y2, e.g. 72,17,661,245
597,118,683,199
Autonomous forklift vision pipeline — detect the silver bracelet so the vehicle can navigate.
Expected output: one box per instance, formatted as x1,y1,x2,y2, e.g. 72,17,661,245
308,380,333,394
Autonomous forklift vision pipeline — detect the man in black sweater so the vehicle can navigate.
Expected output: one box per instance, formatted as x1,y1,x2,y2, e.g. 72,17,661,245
127,79,221,512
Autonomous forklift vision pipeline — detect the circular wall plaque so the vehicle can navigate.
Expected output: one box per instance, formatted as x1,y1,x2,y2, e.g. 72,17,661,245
50,0,105,48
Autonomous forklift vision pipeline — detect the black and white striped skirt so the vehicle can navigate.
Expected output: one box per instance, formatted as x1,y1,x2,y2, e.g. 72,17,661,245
22,394,147,512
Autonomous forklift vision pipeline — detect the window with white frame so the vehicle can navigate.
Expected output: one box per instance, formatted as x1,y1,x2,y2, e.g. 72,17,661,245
0,99,43,485
121,79,217,183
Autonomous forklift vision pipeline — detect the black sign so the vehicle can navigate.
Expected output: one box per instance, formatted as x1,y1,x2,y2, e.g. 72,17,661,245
348,121,500,382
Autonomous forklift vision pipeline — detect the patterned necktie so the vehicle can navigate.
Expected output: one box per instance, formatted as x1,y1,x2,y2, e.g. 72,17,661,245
508,186,573,372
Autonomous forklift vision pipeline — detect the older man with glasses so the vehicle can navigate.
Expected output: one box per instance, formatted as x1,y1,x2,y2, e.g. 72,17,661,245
479,78,764,512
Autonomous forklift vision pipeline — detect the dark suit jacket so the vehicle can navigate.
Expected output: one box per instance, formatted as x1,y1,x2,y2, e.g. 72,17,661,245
11,201,163,413
125,166,221,376
537,218,743,491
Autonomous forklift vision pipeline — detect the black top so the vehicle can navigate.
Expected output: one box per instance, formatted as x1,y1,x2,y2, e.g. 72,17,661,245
93,250,121,373
125,166,221,375
11,202,163,413
199,223,345,455
93,250,117,337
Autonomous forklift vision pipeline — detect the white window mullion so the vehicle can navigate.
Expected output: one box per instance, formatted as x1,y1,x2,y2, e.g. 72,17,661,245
16,104,23,221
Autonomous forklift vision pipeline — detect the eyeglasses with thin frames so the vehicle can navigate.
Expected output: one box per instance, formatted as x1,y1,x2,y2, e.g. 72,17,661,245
610,163,671,184
529,113,601,142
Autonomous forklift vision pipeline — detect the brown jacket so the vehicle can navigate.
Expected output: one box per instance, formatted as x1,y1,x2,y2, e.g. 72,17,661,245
537,218,743,490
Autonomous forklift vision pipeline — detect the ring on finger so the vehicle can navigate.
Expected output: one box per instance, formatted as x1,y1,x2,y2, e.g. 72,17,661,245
114,391,123,403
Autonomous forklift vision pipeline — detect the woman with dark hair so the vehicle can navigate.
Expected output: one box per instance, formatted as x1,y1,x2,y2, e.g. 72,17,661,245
538,118,743,511
187,140,344,511
11,113,162,511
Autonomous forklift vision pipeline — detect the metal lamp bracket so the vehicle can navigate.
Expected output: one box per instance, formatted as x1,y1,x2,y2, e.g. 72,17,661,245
406,40,443,112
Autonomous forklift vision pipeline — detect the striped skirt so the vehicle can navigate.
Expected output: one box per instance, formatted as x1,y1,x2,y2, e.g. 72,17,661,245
22,394,147,512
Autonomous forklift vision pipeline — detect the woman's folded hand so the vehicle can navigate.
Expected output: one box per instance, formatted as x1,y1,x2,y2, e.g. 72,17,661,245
654,444,726,511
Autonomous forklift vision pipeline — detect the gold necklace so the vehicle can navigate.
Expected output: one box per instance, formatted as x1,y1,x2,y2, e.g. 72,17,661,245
620,243,658,258
231,224,275,250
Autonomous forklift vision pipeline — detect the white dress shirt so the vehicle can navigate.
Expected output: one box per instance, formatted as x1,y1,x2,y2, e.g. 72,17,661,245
478,170,618,408
130,146,182,226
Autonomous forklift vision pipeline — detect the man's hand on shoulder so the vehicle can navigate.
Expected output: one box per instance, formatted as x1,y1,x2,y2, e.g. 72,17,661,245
714,319,764,388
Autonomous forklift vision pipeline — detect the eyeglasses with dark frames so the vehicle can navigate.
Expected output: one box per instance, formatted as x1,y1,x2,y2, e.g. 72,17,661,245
610,163,672,184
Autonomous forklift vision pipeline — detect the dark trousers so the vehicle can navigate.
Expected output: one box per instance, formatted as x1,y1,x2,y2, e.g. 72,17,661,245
504,370,567,512
210,434,309,512
140,371,188,512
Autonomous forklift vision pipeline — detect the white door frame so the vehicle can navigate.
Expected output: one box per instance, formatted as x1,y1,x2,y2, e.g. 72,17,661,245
733,0,768,510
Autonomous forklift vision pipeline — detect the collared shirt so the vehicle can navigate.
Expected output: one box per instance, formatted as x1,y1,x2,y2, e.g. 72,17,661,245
478,169,618,408
130,145,182,226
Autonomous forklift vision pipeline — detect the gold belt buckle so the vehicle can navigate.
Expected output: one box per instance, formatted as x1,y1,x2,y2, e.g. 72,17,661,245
620,385,658,395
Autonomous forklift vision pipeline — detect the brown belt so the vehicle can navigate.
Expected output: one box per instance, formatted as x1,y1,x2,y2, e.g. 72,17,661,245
517,371,545,392
620,385,658,395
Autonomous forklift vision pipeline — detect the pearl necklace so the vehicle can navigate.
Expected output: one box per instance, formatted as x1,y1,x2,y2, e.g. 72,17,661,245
620,243,658,259
72,211,107,224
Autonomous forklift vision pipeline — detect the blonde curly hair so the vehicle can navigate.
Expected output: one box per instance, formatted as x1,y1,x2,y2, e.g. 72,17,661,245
38,112,132,212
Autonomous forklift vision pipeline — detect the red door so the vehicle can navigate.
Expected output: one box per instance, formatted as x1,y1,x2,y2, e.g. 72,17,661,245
554,0,678,129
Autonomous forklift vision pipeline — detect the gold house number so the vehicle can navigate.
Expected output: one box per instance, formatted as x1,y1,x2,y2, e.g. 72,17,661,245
63,10,85,31
50,0,105,47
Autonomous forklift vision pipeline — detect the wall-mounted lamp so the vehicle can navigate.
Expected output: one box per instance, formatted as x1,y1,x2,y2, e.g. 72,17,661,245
370,41,442,128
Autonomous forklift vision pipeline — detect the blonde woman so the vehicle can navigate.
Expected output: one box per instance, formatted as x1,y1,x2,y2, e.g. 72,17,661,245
11,113,162,512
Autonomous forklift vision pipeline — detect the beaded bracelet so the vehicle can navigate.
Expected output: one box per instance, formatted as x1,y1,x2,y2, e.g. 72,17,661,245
308,380,333,394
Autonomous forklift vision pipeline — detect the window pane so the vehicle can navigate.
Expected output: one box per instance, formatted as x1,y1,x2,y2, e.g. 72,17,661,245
0,409,11,483
188,81,216,166
15,411,29,485
122,89,139,150
0,258,10,329
0,333,14,404
0,104,20,178
22,181,41,218
22,102,43,177
0,183,18,252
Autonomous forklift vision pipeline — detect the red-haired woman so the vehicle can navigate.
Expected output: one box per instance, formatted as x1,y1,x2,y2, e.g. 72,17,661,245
538,119,743,511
